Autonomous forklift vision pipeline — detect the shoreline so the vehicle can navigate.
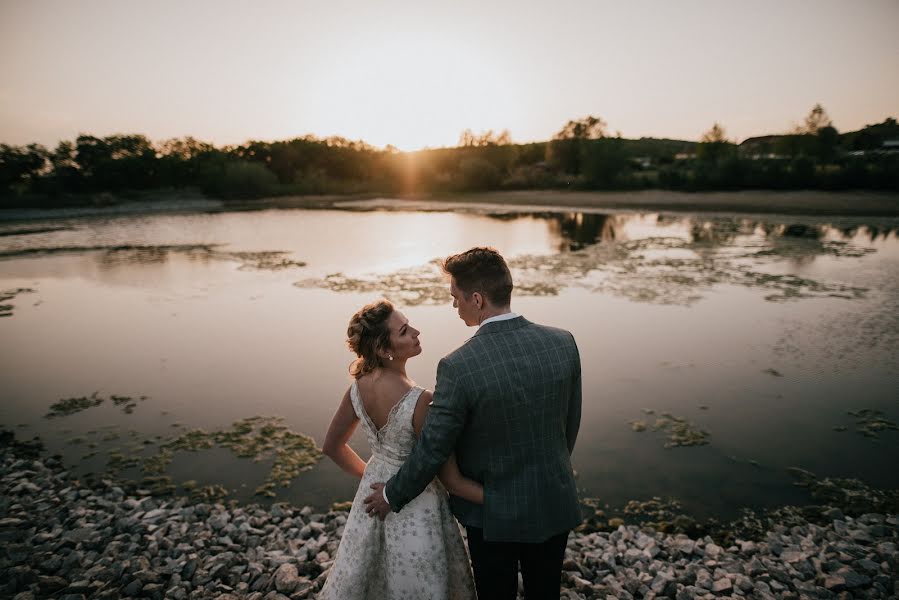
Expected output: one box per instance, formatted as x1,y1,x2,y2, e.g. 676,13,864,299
269,190,899,218
1,189,898,223
2,434,897,599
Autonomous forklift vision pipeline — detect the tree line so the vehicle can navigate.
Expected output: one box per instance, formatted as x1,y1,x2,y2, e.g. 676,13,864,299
1,105,897,206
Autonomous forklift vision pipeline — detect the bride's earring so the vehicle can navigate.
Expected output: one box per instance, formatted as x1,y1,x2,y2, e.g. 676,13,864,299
387,354,394,361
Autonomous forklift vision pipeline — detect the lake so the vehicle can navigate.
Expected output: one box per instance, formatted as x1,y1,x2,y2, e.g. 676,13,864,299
1,197,897,520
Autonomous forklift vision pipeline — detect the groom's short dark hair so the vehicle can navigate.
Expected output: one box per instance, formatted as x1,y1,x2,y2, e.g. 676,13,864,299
442,247,513,307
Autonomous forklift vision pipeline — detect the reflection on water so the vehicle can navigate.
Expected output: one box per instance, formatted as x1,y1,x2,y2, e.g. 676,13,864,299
297,215,877,306
0,204,897,518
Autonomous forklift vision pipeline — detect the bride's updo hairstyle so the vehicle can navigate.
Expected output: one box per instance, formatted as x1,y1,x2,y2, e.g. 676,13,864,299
346,299,395,379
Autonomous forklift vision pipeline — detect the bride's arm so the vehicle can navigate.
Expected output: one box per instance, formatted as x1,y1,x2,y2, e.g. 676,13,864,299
437,453,484,504
322,386,367,479
413,390,484,504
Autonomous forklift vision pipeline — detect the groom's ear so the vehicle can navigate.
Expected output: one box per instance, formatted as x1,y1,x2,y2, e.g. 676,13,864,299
471,291,483,309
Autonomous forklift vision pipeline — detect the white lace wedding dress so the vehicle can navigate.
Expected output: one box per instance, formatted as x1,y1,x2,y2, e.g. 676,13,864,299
318,383,477,600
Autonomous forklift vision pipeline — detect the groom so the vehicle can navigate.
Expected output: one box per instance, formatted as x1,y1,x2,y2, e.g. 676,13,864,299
364,246,583,599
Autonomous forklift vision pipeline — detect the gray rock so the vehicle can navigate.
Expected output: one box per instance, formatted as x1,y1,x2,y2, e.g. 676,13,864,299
123,579,143,596
836,567,871,589
704,543,722,559
250,573,271,592
824,575,847,591
166,586,187,600
37,575,69,594
274,562,300,594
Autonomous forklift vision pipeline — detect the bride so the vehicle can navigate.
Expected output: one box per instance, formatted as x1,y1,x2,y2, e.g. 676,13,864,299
319,299,480,599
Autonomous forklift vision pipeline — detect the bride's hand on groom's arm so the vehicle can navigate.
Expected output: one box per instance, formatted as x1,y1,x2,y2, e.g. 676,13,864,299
364,482,391,520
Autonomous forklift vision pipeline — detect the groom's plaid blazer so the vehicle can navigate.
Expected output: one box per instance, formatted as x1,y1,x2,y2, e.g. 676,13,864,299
386,316,583,543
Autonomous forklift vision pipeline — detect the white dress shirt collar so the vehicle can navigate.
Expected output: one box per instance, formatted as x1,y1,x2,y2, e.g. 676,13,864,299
478,312,520,329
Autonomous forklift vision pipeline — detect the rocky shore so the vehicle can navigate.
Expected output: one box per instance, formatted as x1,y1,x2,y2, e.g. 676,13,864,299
1,437,896,600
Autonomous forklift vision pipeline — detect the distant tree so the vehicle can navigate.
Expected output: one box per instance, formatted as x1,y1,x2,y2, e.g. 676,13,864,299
580,138,629,188
0,143,49,194
547,115,608,175
697,123,733,164
457,157,502,190
801,103,832,135
554,116,607,140
815,124,840,162
458,129,512,147
201,161,277,199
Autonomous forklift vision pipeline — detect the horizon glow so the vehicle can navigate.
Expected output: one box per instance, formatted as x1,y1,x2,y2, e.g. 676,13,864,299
1,0,897,151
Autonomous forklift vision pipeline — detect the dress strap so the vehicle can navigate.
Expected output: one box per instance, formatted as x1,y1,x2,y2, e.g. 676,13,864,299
349,381,366,423
397,386,424,425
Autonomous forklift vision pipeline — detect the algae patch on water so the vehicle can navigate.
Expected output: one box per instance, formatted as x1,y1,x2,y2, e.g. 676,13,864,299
44,393,105,418
44,393,147,418
294,218,875,307
632,411,710,448
134,416,322,499
0,287,36,317
0,243,307,273
845,409,899,439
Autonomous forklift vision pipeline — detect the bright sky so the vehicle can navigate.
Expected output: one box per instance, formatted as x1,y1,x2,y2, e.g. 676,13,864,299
1,0,897,150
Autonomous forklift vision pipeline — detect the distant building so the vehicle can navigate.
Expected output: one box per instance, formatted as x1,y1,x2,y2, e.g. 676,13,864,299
739,135,788,160
632,156,652,169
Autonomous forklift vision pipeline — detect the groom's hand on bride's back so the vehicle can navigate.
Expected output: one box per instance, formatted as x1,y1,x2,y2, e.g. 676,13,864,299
364,482,391,520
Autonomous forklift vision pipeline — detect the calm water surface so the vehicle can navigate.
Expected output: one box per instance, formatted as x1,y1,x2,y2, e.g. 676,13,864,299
1,199,897,519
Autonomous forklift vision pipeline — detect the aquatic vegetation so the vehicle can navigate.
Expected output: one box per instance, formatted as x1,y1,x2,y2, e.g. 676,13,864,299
0,243,307,273
0,287,36,317
651,412,710,448
224,251,307,271
43,392,146,418
578,495,701,536
629,410,710,447
107,451,141,473
295,224,874,307
44,393,104,418
132,416,322,499
187,483,230,502
111,394,139,414
0,225,73,237
763,368,783,377
295,259,449,305
845,409,899,439
787,467,899,515
0,244,213,261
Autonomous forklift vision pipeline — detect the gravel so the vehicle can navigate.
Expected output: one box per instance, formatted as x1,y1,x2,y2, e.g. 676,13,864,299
1,439,896,599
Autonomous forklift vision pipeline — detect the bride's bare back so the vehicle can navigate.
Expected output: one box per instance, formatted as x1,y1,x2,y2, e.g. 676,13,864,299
354,371,416,431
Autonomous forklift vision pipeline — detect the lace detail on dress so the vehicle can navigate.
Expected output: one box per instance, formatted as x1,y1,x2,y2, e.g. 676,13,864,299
349,382,422,465
319,382,476,600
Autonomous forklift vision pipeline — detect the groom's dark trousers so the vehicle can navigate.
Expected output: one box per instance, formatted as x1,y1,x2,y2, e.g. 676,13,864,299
466,527,569,600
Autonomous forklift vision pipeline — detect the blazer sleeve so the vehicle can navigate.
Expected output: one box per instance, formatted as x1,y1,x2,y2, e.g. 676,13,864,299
385,357,468,511
566,334,582,455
